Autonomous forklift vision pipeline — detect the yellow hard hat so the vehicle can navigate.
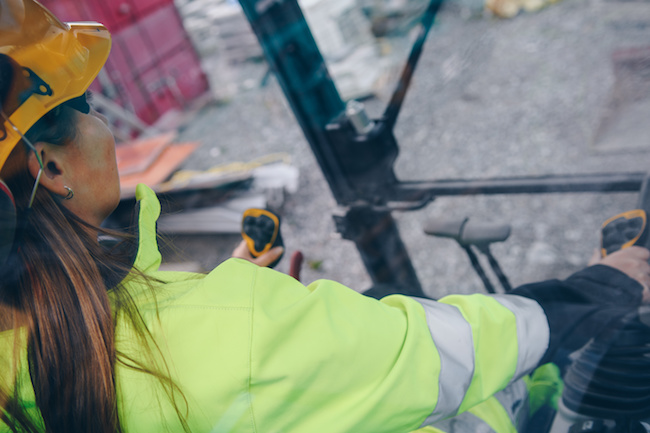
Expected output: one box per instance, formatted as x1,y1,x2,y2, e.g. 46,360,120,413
0,0,111,171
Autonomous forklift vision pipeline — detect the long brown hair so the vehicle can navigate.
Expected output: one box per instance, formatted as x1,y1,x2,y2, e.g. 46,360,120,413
0,104,125,432
0,104,189,432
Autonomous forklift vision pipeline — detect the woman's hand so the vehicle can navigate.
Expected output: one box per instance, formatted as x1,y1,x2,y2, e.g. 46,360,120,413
590,246,650,303
231,239,284,267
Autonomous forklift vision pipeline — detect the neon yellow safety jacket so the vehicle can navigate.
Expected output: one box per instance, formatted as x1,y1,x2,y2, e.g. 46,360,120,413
0,184,642,432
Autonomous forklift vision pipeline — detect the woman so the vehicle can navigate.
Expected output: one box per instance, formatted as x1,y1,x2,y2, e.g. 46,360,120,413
1,1,649,432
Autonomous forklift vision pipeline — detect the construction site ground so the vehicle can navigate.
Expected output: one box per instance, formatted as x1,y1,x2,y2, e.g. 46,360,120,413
160,0,650,298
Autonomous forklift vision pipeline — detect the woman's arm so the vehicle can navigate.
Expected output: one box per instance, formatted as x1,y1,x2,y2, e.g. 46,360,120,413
510,246,649,367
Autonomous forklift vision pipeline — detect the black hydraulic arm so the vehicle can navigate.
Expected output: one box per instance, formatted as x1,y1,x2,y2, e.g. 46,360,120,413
383,0,445,130
238,0,427,297
238,0,351,204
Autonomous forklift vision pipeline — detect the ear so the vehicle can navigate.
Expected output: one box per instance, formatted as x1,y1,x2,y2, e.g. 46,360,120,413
26,142,68,199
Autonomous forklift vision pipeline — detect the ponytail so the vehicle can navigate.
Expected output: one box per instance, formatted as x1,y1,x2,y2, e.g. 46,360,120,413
1,162,122,432
0,106,123,432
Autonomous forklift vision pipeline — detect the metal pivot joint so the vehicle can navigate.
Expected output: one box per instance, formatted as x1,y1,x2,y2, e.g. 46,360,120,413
335,207,424,298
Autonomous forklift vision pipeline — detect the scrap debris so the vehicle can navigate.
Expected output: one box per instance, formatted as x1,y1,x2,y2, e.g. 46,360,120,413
485,0,562,18
116,131,176,177
156,154,298,234
174,0,402,100
116,133,200,198
115,137,299,235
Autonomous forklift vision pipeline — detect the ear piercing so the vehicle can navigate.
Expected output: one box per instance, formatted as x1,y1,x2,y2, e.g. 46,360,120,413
63,186,74,200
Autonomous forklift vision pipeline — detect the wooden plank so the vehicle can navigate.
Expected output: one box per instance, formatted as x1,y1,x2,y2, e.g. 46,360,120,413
116,131,177,176
157,193,266,234
120,141,200,198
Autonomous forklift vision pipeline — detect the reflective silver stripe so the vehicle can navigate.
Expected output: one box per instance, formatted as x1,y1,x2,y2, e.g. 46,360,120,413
429,381,528,433
493,378,529,432
412,297,476,425
429,409,497,433
490,295,549,382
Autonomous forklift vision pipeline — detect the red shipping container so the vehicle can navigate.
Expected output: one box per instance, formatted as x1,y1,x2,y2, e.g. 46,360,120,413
109,4,187,75
160,44,211,103
141,5,187,58
43,0,174,33
142,69,180,120
131,0,174,19
38,0,210,127
86,0,135,32
40,0,125,32
112,25,157,75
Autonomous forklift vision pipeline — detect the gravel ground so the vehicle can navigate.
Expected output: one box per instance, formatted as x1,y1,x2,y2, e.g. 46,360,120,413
168,0,650,298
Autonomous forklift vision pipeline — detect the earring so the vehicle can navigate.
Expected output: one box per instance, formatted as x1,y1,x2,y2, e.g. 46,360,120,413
63,186,74,200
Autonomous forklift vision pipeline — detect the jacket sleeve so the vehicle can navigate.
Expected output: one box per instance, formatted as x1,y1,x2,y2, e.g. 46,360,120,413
245,261,548,432
510,264,644,368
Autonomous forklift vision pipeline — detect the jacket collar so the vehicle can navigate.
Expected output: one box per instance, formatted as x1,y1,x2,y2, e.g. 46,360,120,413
131,184,162,274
